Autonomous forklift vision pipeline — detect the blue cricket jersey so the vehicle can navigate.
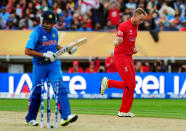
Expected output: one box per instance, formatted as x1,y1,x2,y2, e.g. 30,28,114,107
25,25,59,65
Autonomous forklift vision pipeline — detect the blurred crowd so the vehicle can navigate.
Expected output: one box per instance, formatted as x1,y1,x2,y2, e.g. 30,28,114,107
67,57,186,73
0,0,186,31
68,57,103,73
134,60,166,72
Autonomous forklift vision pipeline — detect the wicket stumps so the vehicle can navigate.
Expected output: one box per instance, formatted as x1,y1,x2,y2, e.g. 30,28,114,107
40,79,59,128
47,80,51,128
54,80,59,128
40,79,44,128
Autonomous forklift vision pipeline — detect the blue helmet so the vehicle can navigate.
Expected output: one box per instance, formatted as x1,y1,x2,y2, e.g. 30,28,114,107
40,10,57,24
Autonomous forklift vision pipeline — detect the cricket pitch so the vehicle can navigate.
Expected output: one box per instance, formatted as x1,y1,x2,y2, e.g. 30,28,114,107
0,111,186,131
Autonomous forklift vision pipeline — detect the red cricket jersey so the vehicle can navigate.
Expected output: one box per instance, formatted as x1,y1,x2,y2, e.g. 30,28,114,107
180,27,186,31
108,9,120,25
115,19,138,55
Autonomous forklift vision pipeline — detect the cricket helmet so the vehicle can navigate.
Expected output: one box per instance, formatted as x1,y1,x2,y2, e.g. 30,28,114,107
40,10,57,24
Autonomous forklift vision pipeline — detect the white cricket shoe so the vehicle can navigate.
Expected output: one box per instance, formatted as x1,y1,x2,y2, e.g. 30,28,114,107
25,120,39,126
61,114,78,126
118,112,135,117
100,77,109,95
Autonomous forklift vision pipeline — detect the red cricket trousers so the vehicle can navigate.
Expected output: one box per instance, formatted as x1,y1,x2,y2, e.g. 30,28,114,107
107,52,136,113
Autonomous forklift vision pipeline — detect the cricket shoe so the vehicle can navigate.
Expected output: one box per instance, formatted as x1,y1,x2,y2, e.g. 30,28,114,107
118,112,135,117
100,77,109,95
61,114,78,126
25,120,39,126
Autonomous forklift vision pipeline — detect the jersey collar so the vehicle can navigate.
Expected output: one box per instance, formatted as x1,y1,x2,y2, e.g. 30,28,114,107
40,24,53,33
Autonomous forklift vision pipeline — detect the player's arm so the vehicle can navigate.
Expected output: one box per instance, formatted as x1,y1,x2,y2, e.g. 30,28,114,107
114,36,123,46
25,48,56,61
114,24,124,46
57,45,62,50
25,48,43,57
25,31,44,57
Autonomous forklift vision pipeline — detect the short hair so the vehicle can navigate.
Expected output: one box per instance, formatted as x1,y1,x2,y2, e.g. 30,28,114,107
134,8,147,16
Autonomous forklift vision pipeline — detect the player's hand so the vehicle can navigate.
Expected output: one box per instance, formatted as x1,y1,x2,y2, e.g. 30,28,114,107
114,39,120,46
43,51,57,62
132,48,138,54
114,37,123,46
68,46,78,55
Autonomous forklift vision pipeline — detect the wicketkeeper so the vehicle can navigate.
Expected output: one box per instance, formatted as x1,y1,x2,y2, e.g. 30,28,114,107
25,10,78,126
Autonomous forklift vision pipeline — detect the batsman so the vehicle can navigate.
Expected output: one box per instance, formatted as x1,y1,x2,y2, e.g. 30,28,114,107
25,10,78,126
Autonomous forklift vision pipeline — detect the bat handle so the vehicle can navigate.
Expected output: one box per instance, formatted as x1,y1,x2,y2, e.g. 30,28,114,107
56,46,69,56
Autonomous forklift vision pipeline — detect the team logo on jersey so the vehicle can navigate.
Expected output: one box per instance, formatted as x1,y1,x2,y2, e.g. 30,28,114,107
125,66,128,72
42,35,47,41
53,33,55,38
129,30,132,34
118,30,123,35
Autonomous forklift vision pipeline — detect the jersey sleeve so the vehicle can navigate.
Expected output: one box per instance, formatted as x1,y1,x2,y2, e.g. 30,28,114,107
116,24,125,37
25,30,39,49
54,28,59,45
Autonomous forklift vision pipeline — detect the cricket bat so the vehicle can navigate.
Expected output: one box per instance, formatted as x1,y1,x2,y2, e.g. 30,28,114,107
56,37,87,56
40,37,87,64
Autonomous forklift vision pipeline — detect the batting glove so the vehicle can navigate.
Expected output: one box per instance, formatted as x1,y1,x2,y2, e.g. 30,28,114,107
43,51,57,62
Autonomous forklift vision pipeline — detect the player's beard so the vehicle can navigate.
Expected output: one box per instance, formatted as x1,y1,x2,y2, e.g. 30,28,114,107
42,25,53,32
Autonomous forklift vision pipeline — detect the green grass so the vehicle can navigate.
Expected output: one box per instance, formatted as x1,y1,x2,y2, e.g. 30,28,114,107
0,99,186,119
